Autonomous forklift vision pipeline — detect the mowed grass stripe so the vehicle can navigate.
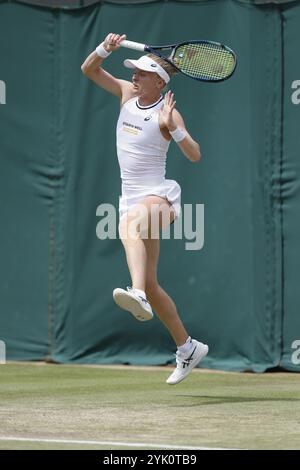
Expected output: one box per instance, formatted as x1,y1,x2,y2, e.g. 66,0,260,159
0,363,300,450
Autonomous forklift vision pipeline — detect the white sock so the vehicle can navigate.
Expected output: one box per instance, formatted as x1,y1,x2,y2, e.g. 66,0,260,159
178,336,193,355
132,288,146,299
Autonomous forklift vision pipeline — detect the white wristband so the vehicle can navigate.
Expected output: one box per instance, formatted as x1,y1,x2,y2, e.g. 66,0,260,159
169,127,186,143
95,42,112,59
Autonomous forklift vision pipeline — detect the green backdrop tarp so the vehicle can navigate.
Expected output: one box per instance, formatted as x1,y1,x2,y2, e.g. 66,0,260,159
280,2,300,371
0,0,299,371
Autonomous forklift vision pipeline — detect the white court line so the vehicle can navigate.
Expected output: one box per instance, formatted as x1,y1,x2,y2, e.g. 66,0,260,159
0,436,233,450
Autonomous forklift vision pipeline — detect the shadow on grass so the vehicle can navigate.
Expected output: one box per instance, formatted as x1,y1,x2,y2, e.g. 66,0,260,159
174,395,300,406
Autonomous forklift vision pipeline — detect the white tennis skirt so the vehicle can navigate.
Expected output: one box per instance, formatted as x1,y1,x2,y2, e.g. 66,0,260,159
119,178,181,219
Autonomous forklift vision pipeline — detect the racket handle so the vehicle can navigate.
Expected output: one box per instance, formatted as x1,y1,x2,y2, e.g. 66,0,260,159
119,40,146,52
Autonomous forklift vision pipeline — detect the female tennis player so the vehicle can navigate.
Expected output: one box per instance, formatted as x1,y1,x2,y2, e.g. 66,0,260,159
81,33,208,385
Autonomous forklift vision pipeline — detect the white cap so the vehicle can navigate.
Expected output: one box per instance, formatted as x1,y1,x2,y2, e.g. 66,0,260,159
124,55,170,84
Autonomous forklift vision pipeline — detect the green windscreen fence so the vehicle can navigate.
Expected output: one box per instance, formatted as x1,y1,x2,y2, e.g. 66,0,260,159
0,0,299,371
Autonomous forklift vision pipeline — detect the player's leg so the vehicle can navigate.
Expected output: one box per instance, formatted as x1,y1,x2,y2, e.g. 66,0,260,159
141,198,208,385
112,196,162,321
117,195,174,292
118,205,148,292
142,207,208,385
143,236,189,347
113,195,174,321
114,195,208,383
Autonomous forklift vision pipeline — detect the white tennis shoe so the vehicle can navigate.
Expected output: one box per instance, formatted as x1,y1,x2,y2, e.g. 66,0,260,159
166,339,209,385
113,287,153,321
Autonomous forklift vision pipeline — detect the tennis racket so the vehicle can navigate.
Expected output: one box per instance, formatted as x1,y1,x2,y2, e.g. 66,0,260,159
120,39,237,82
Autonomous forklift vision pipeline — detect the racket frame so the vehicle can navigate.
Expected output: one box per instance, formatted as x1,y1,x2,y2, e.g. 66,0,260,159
120,39,237,82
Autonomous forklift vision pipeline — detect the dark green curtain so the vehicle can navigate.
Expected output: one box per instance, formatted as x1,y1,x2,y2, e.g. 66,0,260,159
0,0,299,371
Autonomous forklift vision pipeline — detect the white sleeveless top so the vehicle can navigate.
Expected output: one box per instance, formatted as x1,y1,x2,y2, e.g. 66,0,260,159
116,95,170,190
116,95,181,219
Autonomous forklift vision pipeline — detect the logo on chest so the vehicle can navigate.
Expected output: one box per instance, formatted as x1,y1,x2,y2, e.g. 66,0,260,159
122,121,142,135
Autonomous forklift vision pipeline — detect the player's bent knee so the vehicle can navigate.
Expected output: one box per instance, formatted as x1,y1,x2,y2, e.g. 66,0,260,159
118,218,144,242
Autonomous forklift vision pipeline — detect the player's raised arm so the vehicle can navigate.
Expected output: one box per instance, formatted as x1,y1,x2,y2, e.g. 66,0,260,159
160,91,201,162
81,33,132,99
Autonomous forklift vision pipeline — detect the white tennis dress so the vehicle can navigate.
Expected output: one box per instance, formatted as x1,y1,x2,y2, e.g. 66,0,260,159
116,95,181,218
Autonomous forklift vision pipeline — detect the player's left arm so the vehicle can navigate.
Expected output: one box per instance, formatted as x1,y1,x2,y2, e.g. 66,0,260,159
169,109,201,162
160,91,201,162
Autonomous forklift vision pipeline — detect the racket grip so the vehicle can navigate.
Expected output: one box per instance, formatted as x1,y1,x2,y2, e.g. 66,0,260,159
119,40,146,52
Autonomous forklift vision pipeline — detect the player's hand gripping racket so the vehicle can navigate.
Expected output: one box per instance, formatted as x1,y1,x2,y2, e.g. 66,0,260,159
120,39,237,82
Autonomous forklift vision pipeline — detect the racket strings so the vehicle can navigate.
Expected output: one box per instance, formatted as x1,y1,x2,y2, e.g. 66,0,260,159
173,43,235,80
